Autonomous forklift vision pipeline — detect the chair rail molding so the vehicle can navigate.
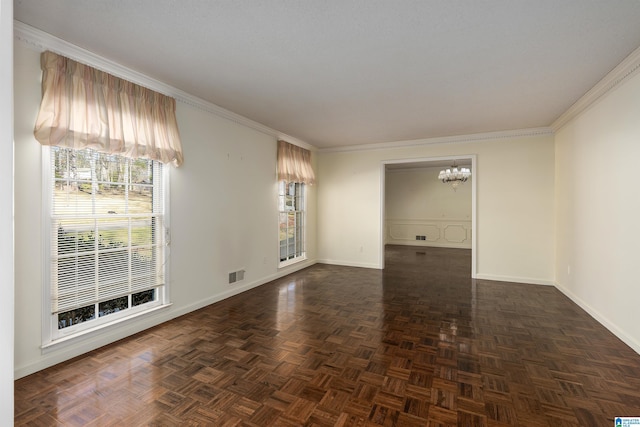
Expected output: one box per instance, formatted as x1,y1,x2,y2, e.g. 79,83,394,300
386,218,471,249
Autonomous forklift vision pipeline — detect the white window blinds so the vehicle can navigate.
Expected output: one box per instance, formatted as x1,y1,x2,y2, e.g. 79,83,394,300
49,147,165,322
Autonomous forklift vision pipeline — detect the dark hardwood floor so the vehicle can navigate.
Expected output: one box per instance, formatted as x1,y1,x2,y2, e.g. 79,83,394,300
15,245,640,426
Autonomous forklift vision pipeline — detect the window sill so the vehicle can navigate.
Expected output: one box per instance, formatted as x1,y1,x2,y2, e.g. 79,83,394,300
278,255,307,269
41,303,172,353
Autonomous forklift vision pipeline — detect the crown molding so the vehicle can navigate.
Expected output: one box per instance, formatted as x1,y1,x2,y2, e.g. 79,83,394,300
21,17,638,153
551,44,640,132
319,127,554,153
13,21,316,151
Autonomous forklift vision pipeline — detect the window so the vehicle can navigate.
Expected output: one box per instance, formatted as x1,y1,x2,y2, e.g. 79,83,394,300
44,146,168,342
278,181,305,264
33,52,182,345
276,140,314,266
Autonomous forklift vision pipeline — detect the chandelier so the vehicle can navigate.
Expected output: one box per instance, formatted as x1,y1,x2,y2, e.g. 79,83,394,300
438,163,471,190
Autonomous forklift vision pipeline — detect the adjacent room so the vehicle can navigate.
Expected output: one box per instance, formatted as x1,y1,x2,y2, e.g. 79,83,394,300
3,1,640,425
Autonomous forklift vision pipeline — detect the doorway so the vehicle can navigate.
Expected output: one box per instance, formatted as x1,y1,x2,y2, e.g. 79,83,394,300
379,155,476,277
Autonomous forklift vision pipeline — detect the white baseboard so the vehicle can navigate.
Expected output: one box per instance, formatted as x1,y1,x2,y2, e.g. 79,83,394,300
316,259,381,270
475,273,554,286
386,240,471,249
14,259,317,379
554,281,640,356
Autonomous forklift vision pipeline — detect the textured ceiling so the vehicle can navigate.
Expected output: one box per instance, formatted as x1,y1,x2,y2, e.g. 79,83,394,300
13,0,640,148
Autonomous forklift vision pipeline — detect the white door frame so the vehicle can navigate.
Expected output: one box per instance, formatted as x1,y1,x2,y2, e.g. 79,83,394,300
379,154,477,278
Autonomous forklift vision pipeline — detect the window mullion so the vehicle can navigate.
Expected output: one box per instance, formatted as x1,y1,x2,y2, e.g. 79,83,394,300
125,159,130,214
92,152,100,315
293,209,297,259
90,151,97,216
126,159,133,302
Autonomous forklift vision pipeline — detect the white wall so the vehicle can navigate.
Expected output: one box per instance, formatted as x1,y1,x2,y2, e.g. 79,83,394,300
386,166,472,220
0,0,14,422
385,166,472,248
13,41,317,378
555,69,640,354
317,135,555,284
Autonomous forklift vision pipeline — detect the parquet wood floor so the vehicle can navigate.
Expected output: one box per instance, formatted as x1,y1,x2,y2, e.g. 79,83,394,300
15,245,640,426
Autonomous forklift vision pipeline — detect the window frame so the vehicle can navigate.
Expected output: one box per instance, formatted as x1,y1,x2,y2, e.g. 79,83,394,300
278,181,307,267
41,146,171,348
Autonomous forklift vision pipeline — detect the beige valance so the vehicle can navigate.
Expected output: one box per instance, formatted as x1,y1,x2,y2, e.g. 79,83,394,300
277,140,315,185
34,51,184,167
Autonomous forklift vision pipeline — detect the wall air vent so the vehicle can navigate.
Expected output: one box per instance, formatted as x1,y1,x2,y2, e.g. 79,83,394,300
228,269,245,284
